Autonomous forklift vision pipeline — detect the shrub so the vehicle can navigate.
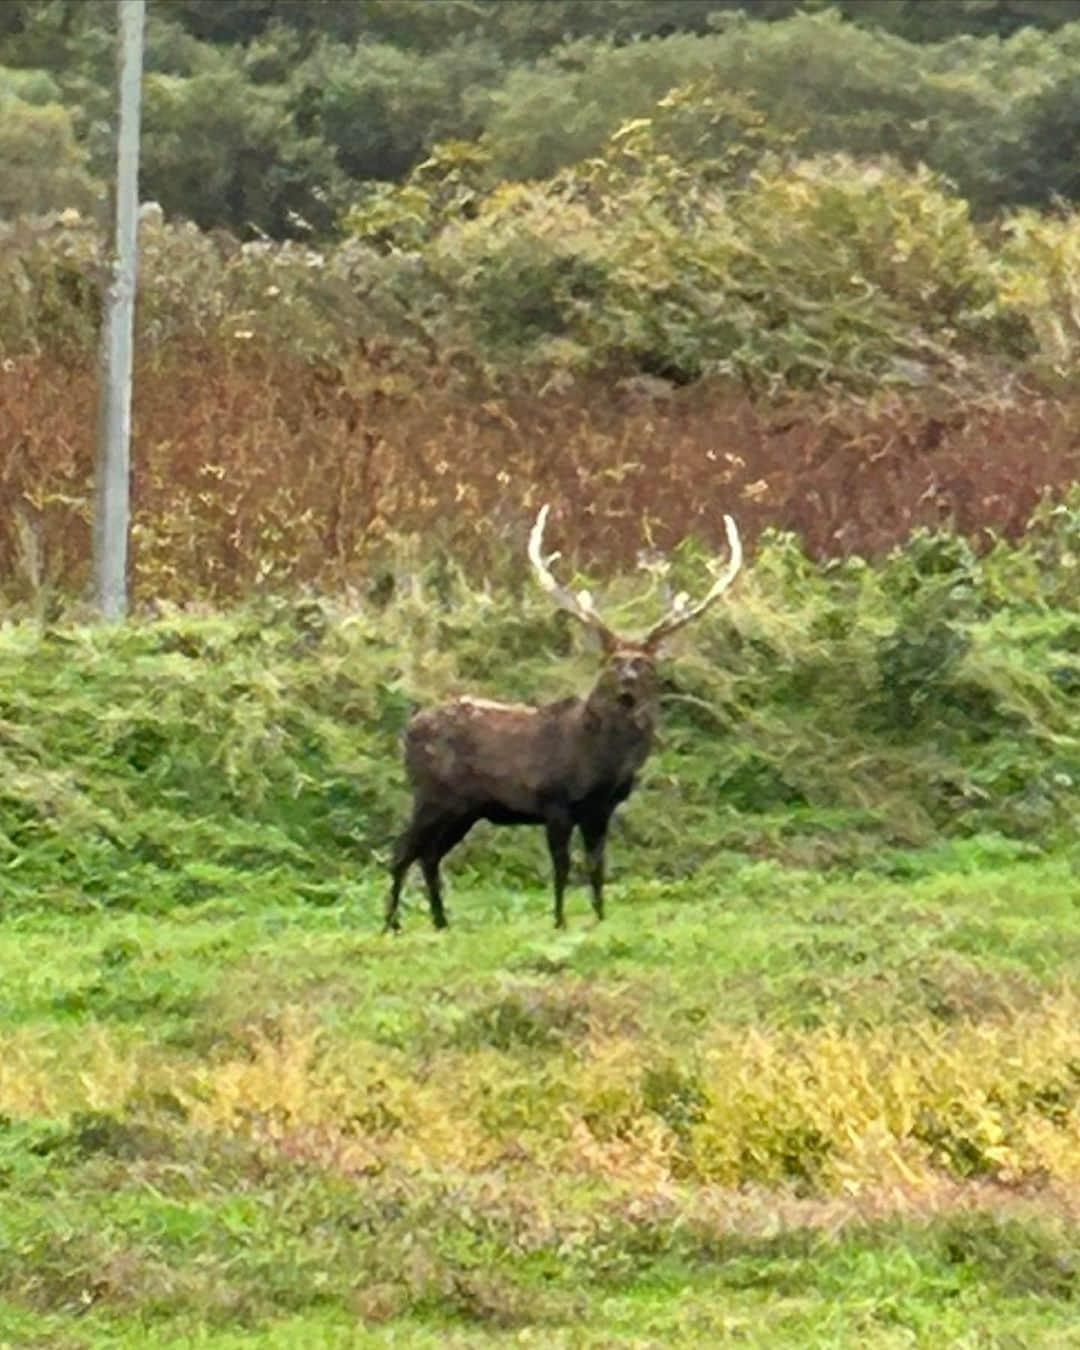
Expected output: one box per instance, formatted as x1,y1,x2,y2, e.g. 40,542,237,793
0,95,100,219
996,208,1080,382
403,150,1028,390
288,37,501,184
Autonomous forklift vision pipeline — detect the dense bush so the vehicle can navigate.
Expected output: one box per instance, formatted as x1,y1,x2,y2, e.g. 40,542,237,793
287,36,501,185
346,146,1037,390
4,141,1061,391
140,61,347,238
996,209,1080,382
0,504,1076,915
480,12,1080,215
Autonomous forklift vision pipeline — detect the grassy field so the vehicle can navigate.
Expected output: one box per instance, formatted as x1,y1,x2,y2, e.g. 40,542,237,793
0,846,1078,1347
1,519,1077,1345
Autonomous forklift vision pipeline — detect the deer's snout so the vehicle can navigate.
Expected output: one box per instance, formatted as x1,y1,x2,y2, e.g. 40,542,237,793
616,663,648,704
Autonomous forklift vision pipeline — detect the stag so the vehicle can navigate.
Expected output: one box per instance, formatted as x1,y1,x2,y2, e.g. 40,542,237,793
384,506,742,932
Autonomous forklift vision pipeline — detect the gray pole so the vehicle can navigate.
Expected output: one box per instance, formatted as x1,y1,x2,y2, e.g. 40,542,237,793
93,0,145,620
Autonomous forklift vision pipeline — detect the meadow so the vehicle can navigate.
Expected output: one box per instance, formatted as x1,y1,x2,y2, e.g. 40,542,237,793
0,852,1077,1347
0,515,1077,1346
4,5,1080,1341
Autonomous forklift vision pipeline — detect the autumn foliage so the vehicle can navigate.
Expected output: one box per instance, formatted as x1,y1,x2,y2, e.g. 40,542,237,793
0,341,1076,604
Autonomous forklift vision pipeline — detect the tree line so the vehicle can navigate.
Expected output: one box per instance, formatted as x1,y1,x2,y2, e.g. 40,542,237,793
2,0,1080,238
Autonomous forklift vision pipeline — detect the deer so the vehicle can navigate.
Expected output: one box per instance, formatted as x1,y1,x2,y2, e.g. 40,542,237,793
384,505,742,932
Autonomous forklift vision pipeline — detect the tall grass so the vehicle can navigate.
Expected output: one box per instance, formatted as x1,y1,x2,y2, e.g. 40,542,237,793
1,505,1076,918
3,343,1079,604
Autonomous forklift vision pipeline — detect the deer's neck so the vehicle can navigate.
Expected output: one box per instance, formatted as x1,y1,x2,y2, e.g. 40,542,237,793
582,689,657,766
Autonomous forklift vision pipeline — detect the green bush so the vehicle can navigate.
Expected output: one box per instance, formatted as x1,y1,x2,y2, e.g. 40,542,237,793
0,64,62,103
0,94,100,219
0,210,417,363
1,142,1059,392
482,11,1080,220
0,209,102,353
428,185,612,366
483,31,723,181
0,512,1075,914
371,147,1030,389
288,37,501,184
996,208,1080,382
6,4,1080,240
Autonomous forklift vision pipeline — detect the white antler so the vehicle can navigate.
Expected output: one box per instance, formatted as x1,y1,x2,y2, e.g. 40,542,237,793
528,505,617,648
642,514,742,650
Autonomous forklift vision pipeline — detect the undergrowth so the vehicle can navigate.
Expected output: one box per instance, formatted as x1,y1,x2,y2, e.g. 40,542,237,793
4,344,1080,601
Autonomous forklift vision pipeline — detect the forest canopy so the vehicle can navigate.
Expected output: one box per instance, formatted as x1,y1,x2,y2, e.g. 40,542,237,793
2,0,1080,237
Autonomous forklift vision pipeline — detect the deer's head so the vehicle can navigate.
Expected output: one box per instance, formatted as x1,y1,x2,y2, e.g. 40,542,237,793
527,504,743,716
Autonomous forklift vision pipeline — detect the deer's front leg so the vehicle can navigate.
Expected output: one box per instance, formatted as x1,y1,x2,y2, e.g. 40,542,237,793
579,811,611,921
544,808,573,929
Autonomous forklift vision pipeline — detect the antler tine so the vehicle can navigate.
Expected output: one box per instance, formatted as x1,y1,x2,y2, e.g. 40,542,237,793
528,505,617,644
643,514,742,650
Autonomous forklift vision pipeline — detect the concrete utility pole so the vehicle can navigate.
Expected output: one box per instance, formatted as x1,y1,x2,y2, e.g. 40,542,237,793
93,0,145,620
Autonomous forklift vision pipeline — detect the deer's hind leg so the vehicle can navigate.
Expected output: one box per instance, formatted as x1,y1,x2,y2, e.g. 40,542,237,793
384,803,452,933
384,826,419,933
579,809,612,922
419,814,475,930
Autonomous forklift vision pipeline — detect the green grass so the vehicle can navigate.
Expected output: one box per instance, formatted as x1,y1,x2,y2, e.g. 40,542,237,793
2,844,1077,1044
0,849,1077,1346
0,1217,1077,1347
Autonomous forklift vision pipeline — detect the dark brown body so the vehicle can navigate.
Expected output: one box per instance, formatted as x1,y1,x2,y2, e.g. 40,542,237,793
385,652,657,930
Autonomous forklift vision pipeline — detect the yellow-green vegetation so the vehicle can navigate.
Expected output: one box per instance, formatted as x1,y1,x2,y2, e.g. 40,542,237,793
0,519,1077,1344
0,857,1078,1347
6,14,1080,399
8,138,1080,396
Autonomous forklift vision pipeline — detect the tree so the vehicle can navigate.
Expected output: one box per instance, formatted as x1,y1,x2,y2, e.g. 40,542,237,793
289,37,500,185
140,62,346,237
1007,70,1080,207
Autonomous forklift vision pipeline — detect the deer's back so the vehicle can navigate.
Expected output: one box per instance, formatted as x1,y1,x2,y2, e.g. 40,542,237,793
403,695,588,812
